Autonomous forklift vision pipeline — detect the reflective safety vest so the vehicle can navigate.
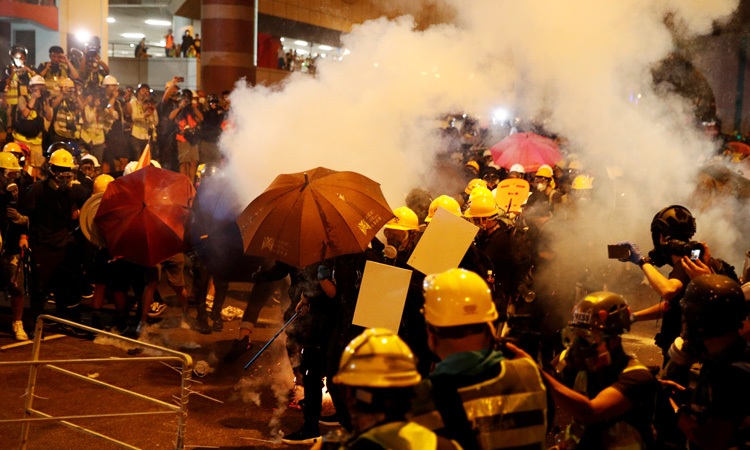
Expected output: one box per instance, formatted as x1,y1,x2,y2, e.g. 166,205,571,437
12,107,43,146
348,421,460,450
53,100,80,139
4,71,28,106
411,357,548,450
43,65,68,93
563,351,649,450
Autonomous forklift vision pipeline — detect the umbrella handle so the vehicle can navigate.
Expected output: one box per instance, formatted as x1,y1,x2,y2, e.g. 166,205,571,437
243,312,299,370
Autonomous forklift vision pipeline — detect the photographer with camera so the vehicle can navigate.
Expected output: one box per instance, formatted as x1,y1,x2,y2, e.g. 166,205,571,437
2,45,36,130
127,83,158,164
80,39,109,91
169,89,202,183
617,205,738,380
49,78,82,145
37,46,80,96
13,75,52,180
81,86,116,165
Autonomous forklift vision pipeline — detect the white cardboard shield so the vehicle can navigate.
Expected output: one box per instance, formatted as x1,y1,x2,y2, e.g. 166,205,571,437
352,260,412,332
407,206,479,275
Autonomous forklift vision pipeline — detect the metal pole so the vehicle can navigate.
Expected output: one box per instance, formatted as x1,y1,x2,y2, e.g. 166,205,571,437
244,312,298,370
19,316,44,449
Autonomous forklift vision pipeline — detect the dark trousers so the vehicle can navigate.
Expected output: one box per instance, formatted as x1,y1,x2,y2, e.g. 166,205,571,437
29,242,82,323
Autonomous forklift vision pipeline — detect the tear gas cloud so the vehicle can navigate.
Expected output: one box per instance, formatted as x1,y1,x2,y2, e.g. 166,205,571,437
222,0,744,294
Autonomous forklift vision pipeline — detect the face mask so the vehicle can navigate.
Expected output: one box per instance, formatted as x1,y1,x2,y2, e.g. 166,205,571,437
12,57,24,67
562,326,612,371
536,182,548,191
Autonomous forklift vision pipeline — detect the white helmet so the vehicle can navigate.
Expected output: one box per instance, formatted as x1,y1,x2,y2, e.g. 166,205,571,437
30,75,46,86
102,75,119,86
81,154,100,167
509,164,525,174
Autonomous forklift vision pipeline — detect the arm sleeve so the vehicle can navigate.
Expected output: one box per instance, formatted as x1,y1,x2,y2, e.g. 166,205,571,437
610,368,656,406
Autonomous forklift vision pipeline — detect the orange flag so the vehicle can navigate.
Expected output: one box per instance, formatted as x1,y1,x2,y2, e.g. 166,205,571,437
135,143,151,170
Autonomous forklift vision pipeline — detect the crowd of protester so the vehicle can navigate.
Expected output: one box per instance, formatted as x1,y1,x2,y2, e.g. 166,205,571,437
2,42,750,450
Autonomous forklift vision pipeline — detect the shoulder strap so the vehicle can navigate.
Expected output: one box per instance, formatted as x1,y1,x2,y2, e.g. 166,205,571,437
430,376,481,450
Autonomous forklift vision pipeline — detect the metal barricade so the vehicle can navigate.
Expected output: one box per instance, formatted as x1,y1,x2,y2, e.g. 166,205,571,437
0,314,193,450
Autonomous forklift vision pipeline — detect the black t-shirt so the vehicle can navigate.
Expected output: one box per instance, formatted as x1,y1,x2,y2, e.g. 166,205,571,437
23,180,87,248
564,355,657,449
689,339,750,449
475,223,515,299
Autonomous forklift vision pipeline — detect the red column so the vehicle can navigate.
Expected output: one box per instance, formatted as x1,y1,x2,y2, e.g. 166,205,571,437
201,0,256,93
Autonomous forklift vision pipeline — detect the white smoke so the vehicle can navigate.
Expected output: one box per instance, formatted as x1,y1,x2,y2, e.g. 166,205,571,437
221,0,743,273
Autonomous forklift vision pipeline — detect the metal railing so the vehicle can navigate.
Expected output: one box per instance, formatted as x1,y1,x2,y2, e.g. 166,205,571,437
0,315,193,450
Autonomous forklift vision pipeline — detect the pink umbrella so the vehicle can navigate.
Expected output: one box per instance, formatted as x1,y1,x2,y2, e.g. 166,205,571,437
490,132,562,172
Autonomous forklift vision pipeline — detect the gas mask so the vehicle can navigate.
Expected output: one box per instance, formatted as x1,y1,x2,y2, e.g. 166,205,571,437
384,228,411,252
12,54,25,68
535,177,549,192
50,167,75,190
562,326,613,372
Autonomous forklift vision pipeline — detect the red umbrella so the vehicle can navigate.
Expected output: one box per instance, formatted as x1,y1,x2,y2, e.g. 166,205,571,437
490,132,562,172
94,165,196,267
237,167,393,268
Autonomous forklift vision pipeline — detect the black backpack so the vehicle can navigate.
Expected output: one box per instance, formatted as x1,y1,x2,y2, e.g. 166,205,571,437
13,101,44,138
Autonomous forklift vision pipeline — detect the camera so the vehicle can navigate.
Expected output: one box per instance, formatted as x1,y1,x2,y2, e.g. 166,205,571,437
85,37,101,61
663,239,703,259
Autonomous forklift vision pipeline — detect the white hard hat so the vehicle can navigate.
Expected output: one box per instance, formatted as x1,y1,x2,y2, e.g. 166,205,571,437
102,75,119,86
509,164,525,174
123,159,161,176
30,75,45,86
81,154,100,167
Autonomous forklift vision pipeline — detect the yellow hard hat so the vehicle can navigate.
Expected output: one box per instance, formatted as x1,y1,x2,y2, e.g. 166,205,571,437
333,328,421,388
425,195,461,222
463,190,499,218
422,268,497,327
465,161,480,172
93,174,115,195
49,149,75,168
465,178,488,195
535,165,553,179
571,175,594,190
568,160,584,171
3,142,22,154
60,78,75,89
383,206,419,231
196,163,206,180
0,152,21,171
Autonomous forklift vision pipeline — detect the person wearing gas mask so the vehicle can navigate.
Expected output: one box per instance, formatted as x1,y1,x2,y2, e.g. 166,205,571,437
526,165,562,212
169,89,203,183
21,147,88,333
2,45,35,129
617,205,738,382
3,142,34,186
510,292,657,450
674,274,750,450
127,83,158,164
49,78,82,145
36,46,80,96
410,269,548,450
13,75,52,181
0,152,31,341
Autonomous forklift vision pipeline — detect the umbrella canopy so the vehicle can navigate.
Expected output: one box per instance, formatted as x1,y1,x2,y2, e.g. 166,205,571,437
192,174,268,280
237,167,393,268
94,165,196,267
490,132,562,172
728,141,750,156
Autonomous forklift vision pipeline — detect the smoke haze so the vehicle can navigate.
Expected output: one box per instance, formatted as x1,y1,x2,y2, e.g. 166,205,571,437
221,0,744,293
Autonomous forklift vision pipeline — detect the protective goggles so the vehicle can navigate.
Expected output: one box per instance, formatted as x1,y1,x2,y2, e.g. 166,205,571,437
561,326,604,349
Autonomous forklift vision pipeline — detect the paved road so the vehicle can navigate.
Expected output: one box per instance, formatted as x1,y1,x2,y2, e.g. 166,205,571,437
0,281,666,449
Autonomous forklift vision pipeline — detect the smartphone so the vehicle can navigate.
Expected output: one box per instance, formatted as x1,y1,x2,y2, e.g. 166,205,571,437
608,244,630,260
690,248,702,261
176,77,185,82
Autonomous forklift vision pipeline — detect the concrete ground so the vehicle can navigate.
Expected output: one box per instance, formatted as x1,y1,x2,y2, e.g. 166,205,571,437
0,278,665,450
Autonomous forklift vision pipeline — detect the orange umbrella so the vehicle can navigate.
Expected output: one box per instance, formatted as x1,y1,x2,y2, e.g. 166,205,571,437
237,167,393,267
728,141,750,156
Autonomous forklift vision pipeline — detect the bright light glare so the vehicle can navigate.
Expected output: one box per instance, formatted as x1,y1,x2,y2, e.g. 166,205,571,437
145,19,172,26
76,30,91,43
280,37,285,42
318,45,332,51
121,33,145,39
107,17,115,23
294,40,308,46
343,49,351,55
320,53,327,58
297,49,308,55
493,108,510,122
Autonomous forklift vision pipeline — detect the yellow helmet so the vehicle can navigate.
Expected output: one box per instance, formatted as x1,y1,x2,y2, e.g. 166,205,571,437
60,78,75,89
425,195,461,222
383,206,419,231
535,165,553,179
422,268,497,327
0,152,21,171
333,328,421,388
465,161,480,173
463,190,499,218
93,174,115,195
464,178,488,195
49,149,75,168
3,142,22,154
571,175,594,190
